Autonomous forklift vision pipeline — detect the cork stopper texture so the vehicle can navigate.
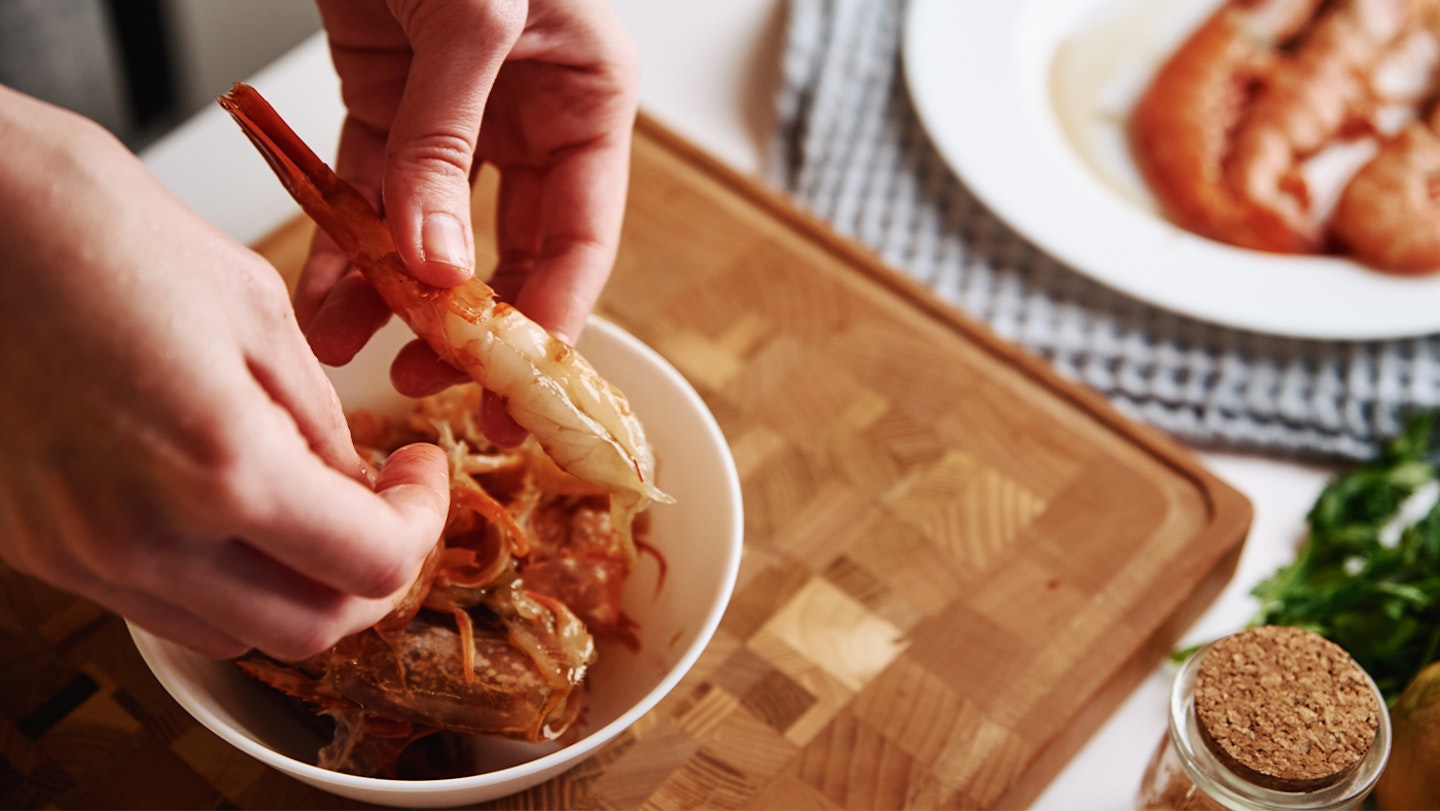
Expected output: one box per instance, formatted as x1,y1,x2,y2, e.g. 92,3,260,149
1193,625,1380,791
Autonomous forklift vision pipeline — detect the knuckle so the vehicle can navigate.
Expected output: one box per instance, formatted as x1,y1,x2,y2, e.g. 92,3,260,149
262,602,370,662
470,0,526,39
157,405,253,494
194,458,265,525
599,27,641,84
226,260,302,336
399,0,525,43
390,131,475,182
236,253,294,310
187,464,286,556
539,233,615,271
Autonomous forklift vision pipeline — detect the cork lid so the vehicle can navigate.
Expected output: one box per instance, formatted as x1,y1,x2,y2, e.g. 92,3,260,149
1193,625,1381,792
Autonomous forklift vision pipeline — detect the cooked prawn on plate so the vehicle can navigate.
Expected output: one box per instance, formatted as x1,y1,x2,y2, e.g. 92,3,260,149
1129,0,1440,273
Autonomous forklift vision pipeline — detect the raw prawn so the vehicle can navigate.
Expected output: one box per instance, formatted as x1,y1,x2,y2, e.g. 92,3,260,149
1332,112,1440,270
1128,0,1440,266
1223,0,1428,249
218,83,672,557
238,385,645,777
238,582,594,775
1128,0,1324,253
394,387,647,646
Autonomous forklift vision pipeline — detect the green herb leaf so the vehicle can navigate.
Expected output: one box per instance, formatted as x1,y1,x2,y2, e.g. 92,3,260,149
1243,408,1440,703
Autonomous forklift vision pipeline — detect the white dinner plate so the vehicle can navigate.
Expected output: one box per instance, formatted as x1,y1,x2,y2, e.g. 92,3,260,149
902,0,1440,341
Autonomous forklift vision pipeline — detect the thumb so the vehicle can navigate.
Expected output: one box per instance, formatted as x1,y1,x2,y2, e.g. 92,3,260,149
384,0,526,286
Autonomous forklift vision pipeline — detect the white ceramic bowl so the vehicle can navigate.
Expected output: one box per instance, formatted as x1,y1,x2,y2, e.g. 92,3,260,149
129,317,743,807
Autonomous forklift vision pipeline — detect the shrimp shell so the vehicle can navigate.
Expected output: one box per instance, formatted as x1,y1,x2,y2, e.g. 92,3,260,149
218,84,672,522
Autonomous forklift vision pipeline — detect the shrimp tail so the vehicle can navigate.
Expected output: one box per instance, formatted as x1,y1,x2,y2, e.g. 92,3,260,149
219,83,397,272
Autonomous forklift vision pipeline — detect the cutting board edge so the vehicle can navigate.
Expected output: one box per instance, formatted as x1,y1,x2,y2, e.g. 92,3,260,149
998,506,1249,808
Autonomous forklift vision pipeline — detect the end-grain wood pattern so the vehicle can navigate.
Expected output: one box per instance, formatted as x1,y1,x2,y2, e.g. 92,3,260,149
0,115,1251,809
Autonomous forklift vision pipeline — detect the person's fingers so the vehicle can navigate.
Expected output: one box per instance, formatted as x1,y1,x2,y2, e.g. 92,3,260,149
0,484,251,661
491,139,631,345
88,583,252,661
239,273,373,481
293,229,352,332
387,339,525,446
381,0,526,285
389,338,468,397
16,426,446,662
20,511,364,663
312,1,404,203
155,535,400,662
295,114,387,315
303,272,393,367
234,437,449,604
480,389,528,448
0,489,253,659
295,115,393,360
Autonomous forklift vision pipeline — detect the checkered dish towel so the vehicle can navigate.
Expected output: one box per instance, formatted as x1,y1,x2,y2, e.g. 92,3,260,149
768,0,1440,461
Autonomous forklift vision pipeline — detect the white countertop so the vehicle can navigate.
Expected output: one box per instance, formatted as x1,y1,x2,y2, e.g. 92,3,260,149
139,5,1339,807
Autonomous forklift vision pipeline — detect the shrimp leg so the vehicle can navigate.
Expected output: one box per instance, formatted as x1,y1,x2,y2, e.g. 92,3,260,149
218,83,671,552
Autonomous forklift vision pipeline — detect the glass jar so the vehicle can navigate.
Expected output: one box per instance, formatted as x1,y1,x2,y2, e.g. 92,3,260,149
1136,626,1391,811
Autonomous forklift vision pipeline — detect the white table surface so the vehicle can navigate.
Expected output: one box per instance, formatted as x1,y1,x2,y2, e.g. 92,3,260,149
139,5,1339,808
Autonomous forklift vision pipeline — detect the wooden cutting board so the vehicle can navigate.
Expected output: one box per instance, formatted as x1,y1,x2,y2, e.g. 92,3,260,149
0,115,1250,809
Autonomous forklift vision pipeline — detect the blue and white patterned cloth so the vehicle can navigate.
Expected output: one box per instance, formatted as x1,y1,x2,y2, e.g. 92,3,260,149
767,0,1440,461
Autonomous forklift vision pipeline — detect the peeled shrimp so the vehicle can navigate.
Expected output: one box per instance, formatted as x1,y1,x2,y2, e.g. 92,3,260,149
1129,0,1440,266
218,83,672,537
1332,114,1440,271
1128,0,1324,253
1224,0,1427,250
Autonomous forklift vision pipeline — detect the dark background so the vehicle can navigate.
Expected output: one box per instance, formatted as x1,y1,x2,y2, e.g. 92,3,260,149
0,0,319,150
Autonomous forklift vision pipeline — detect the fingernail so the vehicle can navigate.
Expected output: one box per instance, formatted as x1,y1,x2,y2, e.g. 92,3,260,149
421,213,472,276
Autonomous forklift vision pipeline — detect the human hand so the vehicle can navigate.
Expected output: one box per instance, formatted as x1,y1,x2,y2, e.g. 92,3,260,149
302,0,640,443
0,85,450,661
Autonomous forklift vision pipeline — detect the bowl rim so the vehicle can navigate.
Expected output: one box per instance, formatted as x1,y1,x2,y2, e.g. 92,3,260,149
128,315,743,794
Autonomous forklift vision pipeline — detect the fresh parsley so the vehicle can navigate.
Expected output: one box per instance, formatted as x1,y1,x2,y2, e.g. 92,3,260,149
1247,408,1440,703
